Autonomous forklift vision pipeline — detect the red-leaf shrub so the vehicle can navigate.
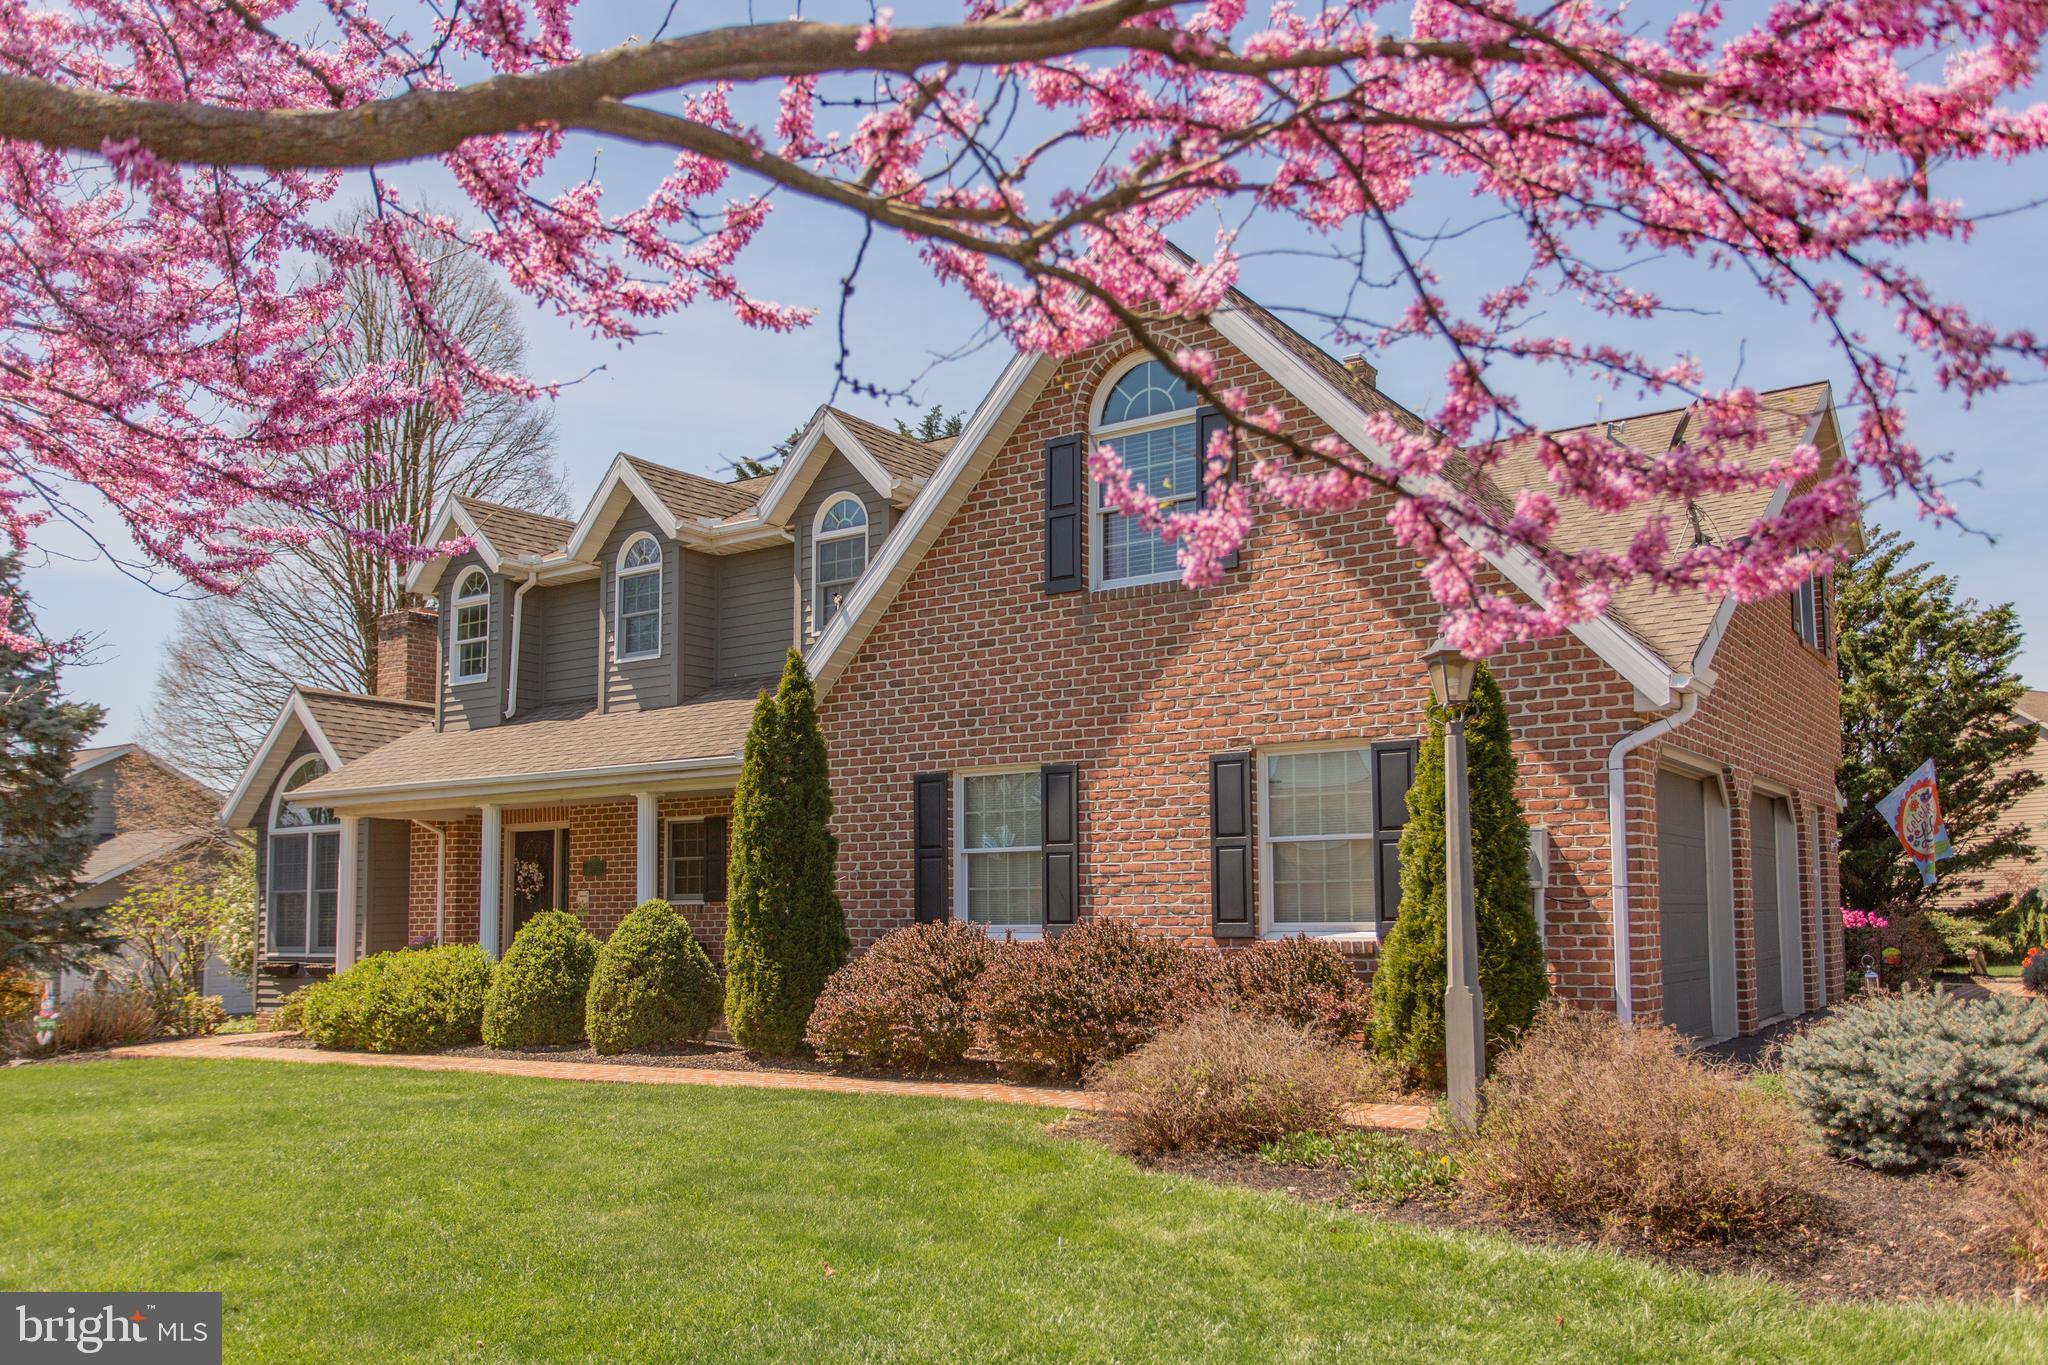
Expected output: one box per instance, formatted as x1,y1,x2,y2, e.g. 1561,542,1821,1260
1224,937,1370,1042
972,918,1220,1078
806,921,994,1069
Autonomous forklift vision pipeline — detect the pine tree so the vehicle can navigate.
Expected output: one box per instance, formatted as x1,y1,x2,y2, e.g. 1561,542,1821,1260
1838,531,2040,918
0,555,110,973
723,650,851,1053
896,405,965,443
1371,664,1547,1077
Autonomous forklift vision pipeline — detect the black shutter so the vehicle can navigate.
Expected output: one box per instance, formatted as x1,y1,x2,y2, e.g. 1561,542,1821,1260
1194,406,1240,570
1371,741,1419,923
913,773,949,923
1045,432,1084,593
1041,763,1078,931
704,815,728,903
1815,575,1831,653
1210,752,1254,938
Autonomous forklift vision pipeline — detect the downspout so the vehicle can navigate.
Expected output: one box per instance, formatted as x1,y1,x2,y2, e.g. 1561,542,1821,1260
411,820,447,944
1605,688,1701,1025
504,567,538,719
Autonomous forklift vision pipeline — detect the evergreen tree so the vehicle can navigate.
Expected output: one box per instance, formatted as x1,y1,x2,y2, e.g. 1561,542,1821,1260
1371,664,1547,1077
897,405,965,443
0,555,110,973
723,650,850,1053
1838,531,2040,918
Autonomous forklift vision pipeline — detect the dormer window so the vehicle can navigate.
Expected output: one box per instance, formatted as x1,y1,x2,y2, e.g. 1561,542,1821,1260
616,533,663,661
452,569,490,683
1091,357,1198,588
814,494,869,630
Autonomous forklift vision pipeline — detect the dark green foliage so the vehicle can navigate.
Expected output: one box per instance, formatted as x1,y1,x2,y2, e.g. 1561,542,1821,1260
1778,989,2048,1170
723,652,850,1054
482,910,600,1047
1372,665,1547,1076
300,945,493,1053
1838,532,2040,919
585,900,723,1054
805,921,994,1069
0,555,109,974
1922,910,2012,966
895,405,965,443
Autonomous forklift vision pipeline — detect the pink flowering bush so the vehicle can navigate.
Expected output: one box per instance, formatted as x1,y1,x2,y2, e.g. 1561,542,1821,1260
1842,907,1942,990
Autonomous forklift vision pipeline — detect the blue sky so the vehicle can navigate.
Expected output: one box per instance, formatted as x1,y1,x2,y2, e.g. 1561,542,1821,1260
23,3,2048,750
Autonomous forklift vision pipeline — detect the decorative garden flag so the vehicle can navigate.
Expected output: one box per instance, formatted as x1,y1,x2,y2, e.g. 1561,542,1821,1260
1876,760,1954,886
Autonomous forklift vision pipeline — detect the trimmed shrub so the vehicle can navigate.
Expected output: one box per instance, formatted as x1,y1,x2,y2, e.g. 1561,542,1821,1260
805,921,993,1069
585,900,723,1055
723,652,850,1055
1778,988,2048,1170
1462,1004,1821,1243
1923,910,2012,966
1225,937,1370,1042
482,910,600,1048
1090,1011,1382,1154
270,983,317,1033
1963,1123,2048,1279
973,918,1219,1078
299,945,492,1053
2,983,153,1054
1373,664,1548,1079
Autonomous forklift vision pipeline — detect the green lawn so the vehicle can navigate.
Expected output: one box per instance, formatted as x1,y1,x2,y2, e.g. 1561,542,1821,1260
2,1061,2041,1362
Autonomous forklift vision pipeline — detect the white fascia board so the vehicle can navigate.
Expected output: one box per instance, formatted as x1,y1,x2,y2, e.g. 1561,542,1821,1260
757,410,895,525
807,349,1051,693
563,455,683,562
302,752,744,809
219,689,342,826
405,495,500,597
1208,303,1679,706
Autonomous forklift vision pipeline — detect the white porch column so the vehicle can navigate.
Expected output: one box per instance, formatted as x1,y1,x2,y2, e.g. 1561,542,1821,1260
334,816,361,971
635,792,659,905
479,803,504,958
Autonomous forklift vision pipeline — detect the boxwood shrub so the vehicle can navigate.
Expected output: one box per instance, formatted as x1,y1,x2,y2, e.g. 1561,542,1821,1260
1778,988,2048,1169
585,899,723,1054
299,945,492,1053
806,921,993,1069
482,910,600,1048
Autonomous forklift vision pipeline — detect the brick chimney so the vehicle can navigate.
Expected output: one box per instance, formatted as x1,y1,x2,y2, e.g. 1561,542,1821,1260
1341,352,1379,389
375,607,439,704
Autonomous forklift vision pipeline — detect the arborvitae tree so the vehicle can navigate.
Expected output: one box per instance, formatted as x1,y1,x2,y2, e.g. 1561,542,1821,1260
723,650,850,1053
1371,663,1547,1078
0,555,110,973
1838,531,2040,918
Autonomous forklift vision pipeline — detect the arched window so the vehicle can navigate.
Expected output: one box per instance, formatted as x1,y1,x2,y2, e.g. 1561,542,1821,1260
616,533,663,661
268,756,340,957
452,568,491,683
813,494,869,630
1091,357,1199,586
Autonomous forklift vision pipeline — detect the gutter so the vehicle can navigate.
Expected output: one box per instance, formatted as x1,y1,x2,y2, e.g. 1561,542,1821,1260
303,750,745,807
1604,687,1701,1025
504,567,539,718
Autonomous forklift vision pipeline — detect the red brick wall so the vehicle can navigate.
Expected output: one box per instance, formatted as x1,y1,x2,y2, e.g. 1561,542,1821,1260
376,607,439,704
817,317,1843,1034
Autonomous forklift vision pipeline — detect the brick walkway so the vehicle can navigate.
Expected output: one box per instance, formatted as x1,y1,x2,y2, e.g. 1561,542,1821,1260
107,1034,1433,1131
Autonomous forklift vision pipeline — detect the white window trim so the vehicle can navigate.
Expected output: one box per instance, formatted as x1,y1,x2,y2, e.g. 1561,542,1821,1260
451,568,491,684
812,493,870,631
268,755,339,958
953,764,1045,940
614,533,663,663
1089,352,1200,591
1257,739,1380,940
663,817,709,904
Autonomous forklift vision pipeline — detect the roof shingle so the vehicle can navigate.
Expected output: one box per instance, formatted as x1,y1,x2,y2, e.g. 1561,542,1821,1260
828,409,947,481
456,496,575,561
623,456,765,523
297,688,434,763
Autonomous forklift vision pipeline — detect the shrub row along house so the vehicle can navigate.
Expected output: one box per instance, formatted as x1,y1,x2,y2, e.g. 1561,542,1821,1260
222,275,1851,1043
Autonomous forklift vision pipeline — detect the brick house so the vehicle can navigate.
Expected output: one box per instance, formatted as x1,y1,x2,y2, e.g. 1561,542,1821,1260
223,281,1850,1042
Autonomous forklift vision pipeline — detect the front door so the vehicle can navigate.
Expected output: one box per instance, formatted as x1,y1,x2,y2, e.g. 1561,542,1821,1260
510,828,566,937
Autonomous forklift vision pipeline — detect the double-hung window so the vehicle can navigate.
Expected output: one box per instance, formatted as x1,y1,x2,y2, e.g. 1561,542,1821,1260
268,756,340,957
452,569,490,682
1791,573,1829,652
957,769,1043,931
814,494,869,630
616,534,662,660
665,819,707,902
1261,747,1378,934
1091,358,1199,587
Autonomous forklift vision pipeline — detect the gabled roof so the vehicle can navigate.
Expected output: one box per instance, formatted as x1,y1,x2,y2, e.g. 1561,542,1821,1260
77,828,205,888
2016,690,2048,731
622,456,765,523
827,409,948,481
457,496,574,561
220,686,433,827
70,743,136,777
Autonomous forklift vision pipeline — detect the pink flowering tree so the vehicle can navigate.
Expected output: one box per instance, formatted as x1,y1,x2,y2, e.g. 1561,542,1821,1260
0,1,2043,655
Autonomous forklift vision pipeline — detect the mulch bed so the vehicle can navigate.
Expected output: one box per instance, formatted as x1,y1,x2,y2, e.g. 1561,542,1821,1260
1053,1115,2039,1308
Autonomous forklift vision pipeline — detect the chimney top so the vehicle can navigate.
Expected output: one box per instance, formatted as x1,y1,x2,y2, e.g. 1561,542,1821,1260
375,606,439,705
1341,352,1378,388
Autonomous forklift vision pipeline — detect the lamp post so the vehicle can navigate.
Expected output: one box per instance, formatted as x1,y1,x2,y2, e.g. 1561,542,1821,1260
1424,639,1485,1131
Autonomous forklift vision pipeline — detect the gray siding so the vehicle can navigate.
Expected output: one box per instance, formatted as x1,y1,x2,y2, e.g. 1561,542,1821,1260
533,580,600,708
440,551,503,731
795,450,891,642
599,502,678,713
681,550,719,696
85,768,118,840
718,544,795,682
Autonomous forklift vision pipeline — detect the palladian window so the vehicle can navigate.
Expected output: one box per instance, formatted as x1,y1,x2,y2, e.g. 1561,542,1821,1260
814,494,869,630
452,568,490,682
268,756,340,957
1091,358,1200,587
617,533,663,660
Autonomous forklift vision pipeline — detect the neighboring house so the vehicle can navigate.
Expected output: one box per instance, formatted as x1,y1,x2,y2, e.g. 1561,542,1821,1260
49,745,246,1012
226,279,1850,1044
1941,688,2048,911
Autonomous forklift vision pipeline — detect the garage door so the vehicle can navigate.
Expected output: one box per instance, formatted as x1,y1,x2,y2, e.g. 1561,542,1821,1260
1750,796,1783,1021
1658,769,1715,1039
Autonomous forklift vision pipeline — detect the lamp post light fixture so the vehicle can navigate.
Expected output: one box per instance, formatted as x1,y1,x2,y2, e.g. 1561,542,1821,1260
1423,638,1486,1131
